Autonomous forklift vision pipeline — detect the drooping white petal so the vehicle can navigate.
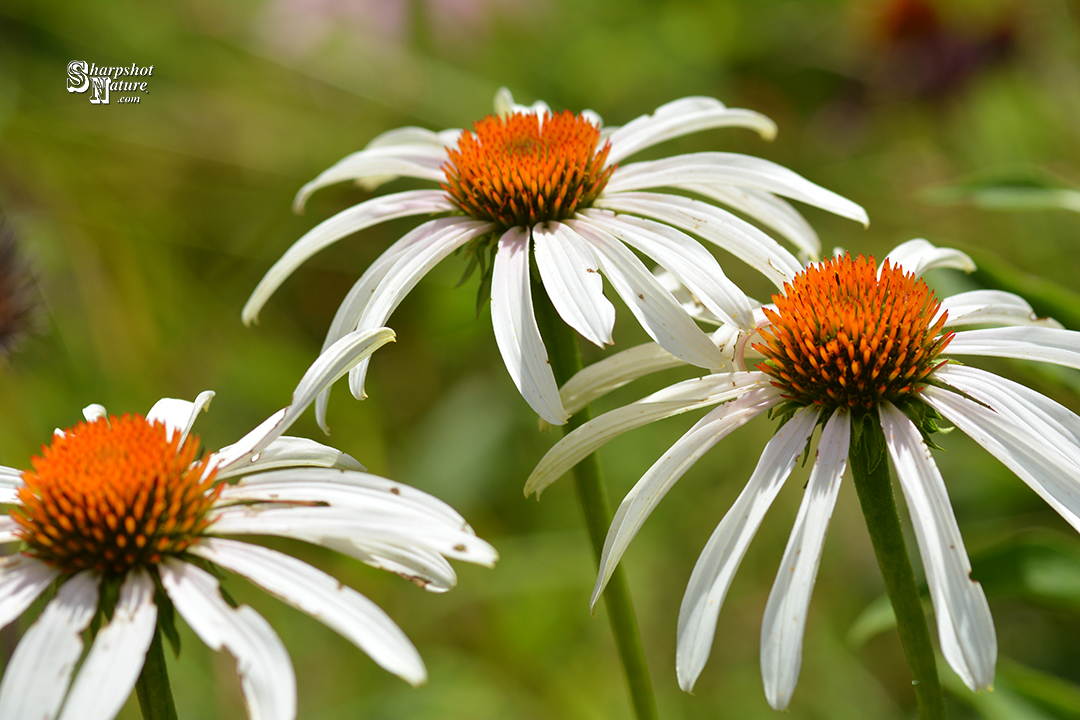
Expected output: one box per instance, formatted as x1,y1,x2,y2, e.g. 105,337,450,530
214,436,363,480
244,191,456,325
146,390,215,445
292,150,448,212
879,402,996,691
761,411,851,710
946,326,1080,371
532,222,615,347
192,538,427,685
570,220,728,369
883,239,975,276
526,372,772,498
593,192,804,287
605,153,869,227
938,290,1062,329
592,388,780,608
0,571,100,720
336,540,458,593
59,569,157,720
213,328,395,473
678,184,821,260
559,342,683,417
490,226,569,425
606,97,777,164
676,406,821,692
210,506,498,567
923,384,1080,532
0,466,21,504
577,210,756,328
82,404,107,422
342,219,493,408
348,127,461,192
160,559,295,720
227,467,468,526
0,555,61,631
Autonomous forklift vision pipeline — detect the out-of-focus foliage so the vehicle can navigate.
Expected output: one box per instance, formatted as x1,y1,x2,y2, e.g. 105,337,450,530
1,0,1080,718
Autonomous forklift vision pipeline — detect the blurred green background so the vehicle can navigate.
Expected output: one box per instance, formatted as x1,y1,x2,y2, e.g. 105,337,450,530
2,0,1080,717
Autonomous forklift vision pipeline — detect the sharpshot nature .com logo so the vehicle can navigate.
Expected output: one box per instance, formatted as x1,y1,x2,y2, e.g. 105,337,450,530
66,61,154,105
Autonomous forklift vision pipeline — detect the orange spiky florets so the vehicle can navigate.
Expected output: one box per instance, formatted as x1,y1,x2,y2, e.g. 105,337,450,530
442,110,615,230
13,414,221,575
753,254,953,411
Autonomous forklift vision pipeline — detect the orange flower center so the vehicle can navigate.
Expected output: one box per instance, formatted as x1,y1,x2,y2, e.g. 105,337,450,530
442,110,616,230
13,414,221,575
753,254,952,411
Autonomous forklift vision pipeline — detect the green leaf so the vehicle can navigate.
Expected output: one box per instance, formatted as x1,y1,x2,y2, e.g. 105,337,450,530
923,170,1080,213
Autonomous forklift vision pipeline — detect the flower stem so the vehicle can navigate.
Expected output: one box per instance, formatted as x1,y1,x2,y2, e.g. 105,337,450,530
533,290,659,720
849,412,946,720
135,623,178,720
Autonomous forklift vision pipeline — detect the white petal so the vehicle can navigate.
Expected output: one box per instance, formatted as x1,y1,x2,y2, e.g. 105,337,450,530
946,326,1080,370
192,538,427,685
342,218,492,408
559,342,683,417
335,540,458,593
605,153,869,226
593,193,804,287
0,555,60,631
0,571,100,720
923,383,1080,532
879,402,996,691
606,97,777,164
214,436,363,480
161,559,295,720
213,327,395,472
939,290,1062,329
146,390,215,445
0,516,18,543
532,222,616,347
82,404,107,422
578,210,756,328
569,220,728,369
761,412,851,710
676,406,821,692
0,466,22,504
884,239,975,276
60,569,157,720
592,389,780,608
678,184,821,260
293,151,447,211
210,507,498,567
490,226,568,425
526,372,772,498
244,191,456,325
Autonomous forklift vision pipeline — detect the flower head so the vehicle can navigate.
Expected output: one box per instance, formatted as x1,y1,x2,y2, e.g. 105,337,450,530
526,240,1080,709
0,327,498,720
243,89,867,427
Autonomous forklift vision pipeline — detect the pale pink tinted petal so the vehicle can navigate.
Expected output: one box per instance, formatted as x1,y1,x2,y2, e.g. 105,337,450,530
570,220,727,369
676,406,821,692
606,97,777,163
526,372,771,498
161,559,295,720
592,193,803,287
532,222,615,347
879,402,996,691
578,210,756,329
59,569,157,720
490,226,568,425
0,555,61,630
592,389,780,608
192,538,427,685
0,571,100,720
761,412,851,710
244,191,455,325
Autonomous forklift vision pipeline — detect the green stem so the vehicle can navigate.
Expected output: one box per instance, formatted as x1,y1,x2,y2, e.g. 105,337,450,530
135,623,178,720
533,291,659,720
849,413,946,720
